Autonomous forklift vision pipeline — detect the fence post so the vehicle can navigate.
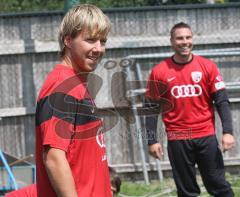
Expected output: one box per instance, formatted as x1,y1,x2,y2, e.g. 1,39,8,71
124,65,150,185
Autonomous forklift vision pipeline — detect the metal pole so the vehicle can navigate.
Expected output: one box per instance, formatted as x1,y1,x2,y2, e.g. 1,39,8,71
135,62,163,182
125,65,150,185
0,150,18,190
156,159,163,181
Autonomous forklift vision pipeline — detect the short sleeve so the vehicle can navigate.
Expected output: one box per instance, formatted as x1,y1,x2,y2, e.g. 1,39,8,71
145,69,167,99
36,92,77,152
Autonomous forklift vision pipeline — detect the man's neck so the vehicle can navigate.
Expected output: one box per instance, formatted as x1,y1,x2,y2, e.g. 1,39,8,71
60,58,89,81
173,54,193,64
61,56,78,71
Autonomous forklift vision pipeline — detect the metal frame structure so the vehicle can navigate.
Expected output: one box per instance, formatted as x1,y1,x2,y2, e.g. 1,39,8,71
0,150,18,192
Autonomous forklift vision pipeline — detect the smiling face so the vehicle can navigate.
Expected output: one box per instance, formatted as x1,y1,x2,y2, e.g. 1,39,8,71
170,27,193,63
64,30,107,72
58,4,111,73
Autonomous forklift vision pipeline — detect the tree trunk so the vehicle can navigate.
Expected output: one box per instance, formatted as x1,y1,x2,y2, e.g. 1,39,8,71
206,0,215,3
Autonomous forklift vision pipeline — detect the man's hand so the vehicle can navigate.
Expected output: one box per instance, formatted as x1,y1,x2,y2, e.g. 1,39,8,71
148,143,163,160
222,133,235,152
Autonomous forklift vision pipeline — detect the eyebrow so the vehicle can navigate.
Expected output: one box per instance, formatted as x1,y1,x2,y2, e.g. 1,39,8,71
175,35,192,38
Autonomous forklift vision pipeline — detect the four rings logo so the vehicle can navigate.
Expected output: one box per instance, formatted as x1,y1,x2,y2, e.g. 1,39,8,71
171,84,202,99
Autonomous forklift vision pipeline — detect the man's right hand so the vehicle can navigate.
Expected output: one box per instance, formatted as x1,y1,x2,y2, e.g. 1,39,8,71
148,143,163,160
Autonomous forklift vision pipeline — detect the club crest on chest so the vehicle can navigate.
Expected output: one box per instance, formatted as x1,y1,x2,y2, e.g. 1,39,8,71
191,71,202,83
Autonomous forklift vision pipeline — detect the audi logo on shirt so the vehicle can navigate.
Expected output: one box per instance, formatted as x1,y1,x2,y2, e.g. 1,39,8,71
171,84,202,98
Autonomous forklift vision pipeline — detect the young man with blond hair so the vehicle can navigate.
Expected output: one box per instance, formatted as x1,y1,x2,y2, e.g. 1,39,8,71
35,4,112,197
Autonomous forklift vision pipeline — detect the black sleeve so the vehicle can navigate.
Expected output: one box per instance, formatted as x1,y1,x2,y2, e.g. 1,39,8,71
212,89,233,135
144,98,159,145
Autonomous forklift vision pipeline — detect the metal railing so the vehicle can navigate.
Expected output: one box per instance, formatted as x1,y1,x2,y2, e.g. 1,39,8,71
0,150,18,191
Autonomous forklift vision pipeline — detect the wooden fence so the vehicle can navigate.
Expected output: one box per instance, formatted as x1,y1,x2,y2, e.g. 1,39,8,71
0,3,240,175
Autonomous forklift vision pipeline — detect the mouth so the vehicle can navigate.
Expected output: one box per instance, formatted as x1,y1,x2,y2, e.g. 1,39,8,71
178,46,193,54
87,56,99,64
180,46,190,51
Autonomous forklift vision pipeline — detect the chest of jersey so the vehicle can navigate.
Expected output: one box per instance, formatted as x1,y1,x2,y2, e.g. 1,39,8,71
163,64,207,100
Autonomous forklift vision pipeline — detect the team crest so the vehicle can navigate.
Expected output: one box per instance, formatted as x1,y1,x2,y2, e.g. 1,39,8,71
191,71,202,83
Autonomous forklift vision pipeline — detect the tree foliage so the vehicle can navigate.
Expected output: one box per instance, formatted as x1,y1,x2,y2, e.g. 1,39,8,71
0,0,234,13
0,0,64,13
79,0,211,7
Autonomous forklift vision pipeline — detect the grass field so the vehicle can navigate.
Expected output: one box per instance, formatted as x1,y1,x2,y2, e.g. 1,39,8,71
118,174,240,197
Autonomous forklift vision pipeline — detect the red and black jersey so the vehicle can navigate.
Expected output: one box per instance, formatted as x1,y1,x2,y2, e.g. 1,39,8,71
35,64,111,197
146,55,225,140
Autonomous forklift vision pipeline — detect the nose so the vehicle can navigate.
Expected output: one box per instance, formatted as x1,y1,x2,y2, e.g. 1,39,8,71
93,40,104,52
182,37,188,44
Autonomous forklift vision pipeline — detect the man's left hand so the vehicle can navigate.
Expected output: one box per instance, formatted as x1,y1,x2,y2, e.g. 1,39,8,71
222,133,235,152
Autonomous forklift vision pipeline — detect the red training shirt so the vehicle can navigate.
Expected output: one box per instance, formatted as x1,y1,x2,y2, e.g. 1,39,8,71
35,64,111,197
146,55,225,140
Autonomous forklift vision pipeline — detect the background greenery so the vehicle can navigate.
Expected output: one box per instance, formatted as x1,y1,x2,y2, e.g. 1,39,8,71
119,174,240,196
0,0,239,13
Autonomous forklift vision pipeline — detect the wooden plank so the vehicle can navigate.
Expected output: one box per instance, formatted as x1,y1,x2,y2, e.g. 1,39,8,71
110,157,240,172
0,107,35,118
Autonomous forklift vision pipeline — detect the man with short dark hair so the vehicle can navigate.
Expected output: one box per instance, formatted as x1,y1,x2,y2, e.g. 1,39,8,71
146,22,235,197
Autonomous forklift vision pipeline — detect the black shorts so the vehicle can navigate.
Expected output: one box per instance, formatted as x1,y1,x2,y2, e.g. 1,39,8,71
167,135,234,197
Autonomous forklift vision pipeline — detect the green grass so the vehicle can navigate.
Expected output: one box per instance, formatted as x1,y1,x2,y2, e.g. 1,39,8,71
119,178,176,196
118,175,240,197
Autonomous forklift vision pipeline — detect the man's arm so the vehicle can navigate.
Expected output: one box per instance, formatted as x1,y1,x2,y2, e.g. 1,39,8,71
144,99,164,159
212,89,235,151
43,147,78,197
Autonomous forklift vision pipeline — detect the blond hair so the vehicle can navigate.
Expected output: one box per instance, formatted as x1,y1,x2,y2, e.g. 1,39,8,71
58,4,111,57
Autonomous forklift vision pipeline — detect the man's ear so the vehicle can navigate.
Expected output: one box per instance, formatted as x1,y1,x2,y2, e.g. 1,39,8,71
64,35,72,48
